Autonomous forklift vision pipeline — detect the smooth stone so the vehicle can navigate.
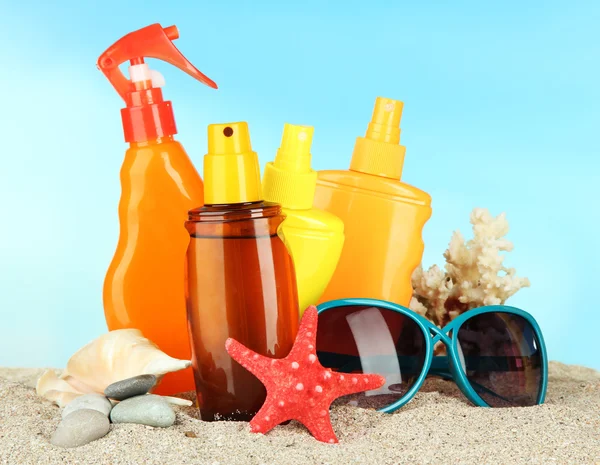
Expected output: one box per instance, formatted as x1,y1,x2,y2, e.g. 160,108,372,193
62,393,112,419
110,394,175,427
104,374,157,401
51,409,110,448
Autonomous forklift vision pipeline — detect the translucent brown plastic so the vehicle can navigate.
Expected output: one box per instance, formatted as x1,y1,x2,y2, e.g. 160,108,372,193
185,201,299,421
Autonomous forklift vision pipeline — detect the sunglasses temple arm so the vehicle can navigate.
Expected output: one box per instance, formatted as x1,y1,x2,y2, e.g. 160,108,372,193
467,379,512,403
328,355,454,380
318,353,531,376
318,352,425,375
430,357,512,404
320,353,520,371
318,352,527,405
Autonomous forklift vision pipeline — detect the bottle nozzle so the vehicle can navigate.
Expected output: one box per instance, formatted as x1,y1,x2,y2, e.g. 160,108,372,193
365,98,403,144
164,25,179,41
208,122,253,156
274,123,314,173
204,122,262,205
262,123,318,211
349,97,407,180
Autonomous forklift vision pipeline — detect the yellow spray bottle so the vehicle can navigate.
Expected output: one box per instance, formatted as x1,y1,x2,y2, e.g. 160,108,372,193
263,123,345,315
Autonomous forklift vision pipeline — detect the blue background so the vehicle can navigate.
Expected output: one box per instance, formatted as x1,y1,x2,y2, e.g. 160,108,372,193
1,0,598,370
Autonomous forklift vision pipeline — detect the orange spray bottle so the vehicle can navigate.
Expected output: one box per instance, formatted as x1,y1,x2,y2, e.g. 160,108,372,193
313,97,432,306
97,24,217,395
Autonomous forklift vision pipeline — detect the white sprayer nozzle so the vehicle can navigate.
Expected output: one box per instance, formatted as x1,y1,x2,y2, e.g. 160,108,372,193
149,70,165,88
128,64,165,88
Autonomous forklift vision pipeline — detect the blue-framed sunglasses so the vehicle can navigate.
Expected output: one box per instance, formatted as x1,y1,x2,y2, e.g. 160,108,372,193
316,298,548,413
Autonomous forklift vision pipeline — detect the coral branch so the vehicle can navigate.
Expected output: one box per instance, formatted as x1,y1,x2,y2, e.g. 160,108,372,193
410,208,530,332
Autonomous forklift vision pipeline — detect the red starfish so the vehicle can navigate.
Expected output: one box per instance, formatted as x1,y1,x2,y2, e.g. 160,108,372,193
225,305,385,444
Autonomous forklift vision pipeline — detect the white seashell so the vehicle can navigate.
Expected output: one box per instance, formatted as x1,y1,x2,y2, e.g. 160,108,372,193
36,370,82,407
161,395,194,407
36,329,191,407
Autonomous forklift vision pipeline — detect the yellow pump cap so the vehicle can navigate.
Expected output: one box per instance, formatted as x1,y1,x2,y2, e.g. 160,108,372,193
204,122,262,204
349,97,406,180
262,123,318,210
263,123,317,210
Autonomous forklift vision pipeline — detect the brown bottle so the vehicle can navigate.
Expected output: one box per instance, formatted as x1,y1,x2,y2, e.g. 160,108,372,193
186,122,299,421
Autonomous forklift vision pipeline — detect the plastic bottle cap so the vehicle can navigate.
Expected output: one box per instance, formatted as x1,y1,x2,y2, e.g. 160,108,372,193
262,123,318,210
349,97,406,180
204,122,263,205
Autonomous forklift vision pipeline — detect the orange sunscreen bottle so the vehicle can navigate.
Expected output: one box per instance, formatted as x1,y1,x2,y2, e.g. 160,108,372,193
186,122,299,421
97,23,217,395
313,97,432,306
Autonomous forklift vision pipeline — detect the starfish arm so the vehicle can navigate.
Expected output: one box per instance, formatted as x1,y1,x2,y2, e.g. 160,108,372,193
288,306,319,359
298,410,339,444
225,338,273,384
336,373,386,397
249,396,289,435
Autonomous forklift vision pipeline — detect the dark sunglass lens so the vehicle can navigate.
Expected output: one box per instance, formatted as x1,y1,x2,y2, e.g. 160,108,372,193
316,305,427,410
457,312,543,407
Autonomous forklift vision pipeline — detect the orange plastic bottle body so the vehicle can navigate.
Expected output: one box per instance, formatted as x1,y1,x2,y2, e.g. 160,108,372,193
313,170,432,306
186,202,299,421
103,136,203,395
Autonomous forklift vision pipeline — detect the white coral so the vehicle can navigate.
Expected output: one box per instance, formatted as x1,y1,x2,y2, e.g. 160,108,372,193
410,208,530,329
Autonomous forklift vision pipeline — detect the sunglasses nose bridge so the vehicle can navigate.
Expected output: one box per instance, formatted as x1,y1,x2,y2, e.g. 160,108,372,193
429,325,452,348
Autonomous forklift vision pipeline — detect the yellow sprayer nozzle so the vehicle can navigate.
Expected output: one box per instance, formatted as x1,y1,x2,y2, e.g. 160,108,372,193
262,123,318,210
366,97,403,144
350,96,406,180
275,123,314,173
204,122,262,205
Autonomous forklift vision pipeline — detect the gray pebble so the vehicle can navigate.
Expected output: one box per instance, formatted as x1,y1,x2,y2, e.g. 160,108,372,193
62,393,112,419
51,409,110,448
104,374,157,401
110,394,175,427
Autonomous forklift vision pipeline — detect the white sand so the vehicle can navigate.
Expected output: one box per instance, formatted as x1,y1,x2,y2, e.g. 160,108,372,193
1,362,599,464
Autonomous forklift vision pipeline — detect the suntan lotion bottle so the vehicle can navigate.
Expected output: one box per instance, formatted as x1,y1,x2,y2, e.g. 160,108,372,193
97,23,217,395
262,123,345,315
313,97,432,306
185,122,299,421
